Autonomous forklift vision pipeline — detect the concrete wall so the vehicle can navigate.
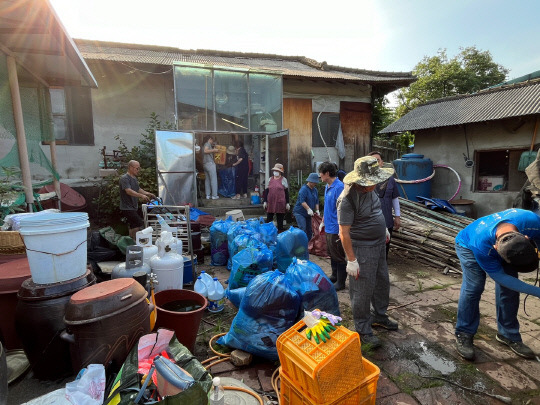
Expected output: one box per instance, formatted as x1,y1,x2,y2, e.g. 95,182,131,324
413,117,537,217
41,61,175,184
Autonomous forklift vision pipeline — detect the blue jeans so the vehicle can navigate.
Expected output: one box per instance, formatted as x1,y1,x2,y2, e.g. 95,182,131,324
294,214,312,241
455,243,521,341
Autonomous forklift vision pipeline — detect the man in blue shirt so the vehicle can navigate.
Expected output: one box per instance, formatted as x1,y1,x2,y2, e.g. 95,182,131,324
454,208,540,360
318,162,346,290
292,173,320,241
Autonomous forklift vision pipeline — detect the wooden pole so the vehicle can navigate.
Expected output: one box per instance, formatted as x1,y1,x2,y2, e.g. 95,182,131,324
7,56,34,210
49,140,62,211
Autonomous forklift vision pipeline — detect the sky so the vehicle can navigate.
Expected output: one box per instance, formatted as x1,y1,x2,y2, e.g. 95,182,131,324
50,0,540,95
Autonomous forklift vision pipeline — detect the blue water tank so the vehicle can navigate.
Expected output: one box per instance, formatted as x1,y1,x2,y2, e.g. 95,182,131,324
393,153,433,201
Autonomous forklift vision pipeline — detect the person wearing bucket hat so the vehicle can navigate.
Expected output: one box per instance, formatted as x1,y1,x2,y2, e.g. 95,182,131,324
231,140,249,200
454,208,540,361
292,173,320,241
262,163,289,232
337,156,397,348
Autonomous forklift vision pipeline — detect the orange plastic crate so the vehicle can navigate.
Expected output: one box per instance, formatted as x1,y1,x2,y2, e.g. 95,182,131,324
276,318,365,403
279,358,380,405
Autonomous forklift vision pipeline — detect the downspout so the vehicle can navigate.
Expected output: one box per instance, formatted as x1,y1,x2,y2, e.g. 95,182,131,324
7,56,34,210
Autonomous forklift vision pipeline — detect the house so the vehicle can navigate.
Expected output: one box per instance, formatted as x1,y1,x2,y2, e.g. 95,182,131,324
380,73,540,217
0,0,97,209
55,40,414,188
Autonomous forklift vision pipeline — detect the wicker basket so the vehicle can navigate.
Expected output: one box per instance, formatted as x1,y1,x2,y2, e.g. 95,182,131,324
0,231,26,255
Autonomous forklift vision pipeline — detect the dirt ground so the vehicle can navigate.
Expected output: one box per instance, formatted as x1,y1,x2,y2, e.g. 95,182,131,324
7,247,540,404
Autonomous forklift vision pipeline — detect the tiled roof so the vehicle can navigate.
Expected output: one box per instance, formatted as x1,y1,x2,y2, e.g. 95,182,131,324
74,39,415,88
380,79,540,134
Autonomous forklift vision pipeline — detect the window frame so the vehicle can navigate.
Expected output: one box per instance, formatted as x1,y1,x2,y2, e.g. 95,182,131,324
312,112,340,148
474,147,528,193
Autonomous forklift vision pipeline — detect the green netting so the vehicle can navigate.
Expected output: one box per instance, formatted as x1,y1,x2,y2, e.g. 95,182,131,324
0,53,59,182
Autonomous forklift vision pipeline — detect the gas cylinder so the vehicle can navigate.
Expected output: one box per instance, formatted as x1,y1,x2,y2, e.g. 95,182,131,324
112,245,151,282
136,227,158,265
150,231,184,292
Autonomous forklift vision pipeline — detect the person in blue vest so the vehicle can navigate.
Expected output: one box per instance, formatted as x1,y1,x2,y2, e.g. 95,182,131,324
293,173,320,241
318,162,346,290
454,208,540,360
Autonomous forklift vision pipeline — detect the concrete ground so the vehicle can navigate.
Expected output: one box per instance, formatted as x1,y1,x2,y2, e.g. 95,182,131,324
6,248,540,404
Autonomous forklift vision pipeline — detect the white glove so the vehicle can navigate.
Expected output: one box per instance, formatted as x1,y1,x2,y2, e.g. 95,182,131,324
385,228,391,244
307,208,314,216
263,202,267,209
319,221,324,232
315,210,320,216
286,203,290,210
346,259,360,278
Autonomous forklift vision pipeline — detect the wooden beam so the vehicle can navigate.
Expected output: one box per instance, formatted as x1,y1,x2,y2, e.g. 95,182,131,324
0,27,51,34
0,43,49,87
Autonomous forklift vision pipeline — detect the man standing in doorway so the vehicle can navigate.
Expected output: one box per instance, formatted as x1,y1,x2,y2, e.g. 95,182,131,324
318,162,346,291
119,160,155,239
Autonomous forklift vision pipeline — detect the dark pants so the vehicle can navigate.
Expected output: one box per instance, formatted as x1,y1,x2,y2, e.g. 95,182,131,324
235,168,248,194
266,213,285,231
386,228,393,258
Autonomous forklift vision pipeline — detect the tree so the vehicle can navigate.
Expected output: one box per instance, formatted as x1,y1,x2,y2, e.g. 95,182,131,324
395,47,509,118
372,96,396,136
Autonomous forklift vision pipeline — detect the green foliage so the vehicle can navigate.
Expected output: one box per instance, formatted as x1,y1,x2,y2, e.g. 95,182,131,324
372,96,396,135
93,113,174,226
395,47,509,118
0,167,24,223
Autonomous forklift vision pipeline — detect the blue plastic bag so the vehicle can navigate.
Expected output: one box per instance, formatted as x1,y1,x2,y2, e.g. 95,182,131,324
217,270,300,360
275,226,309,272
226,221,249,269
260,221,278,247
210,218,234,266
228,245,273,290
218,167,236,198
284,257,340,317
226,286,246,309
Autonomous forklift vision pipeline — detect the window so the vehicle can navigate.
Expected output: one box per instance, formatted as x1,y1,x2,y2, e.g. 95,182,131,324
475,148,528,192
174,65,282,132
48,87,94,145
312,113,339,147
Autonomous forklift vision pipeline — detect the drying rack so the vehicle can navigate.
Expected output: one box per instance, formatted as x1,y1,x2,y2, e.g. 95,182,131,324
142,204,194,266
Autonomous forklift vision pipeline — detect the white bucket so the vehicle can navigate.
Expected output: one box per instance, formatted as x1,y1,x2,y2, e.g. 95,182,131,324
225,209,244,222
19,212,89,284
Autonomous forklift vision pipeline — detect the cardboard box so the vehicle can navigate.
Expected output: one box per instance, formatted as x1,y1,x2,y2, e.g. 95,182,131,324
214,145,227,165
478,176,505,191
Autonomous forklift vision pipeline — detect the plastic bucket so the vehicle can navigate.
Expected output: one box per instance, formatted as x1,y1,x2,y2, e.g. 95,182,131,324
154,289,207,353
19,213,89,284
182,256,197,285
225,209,244,222
251,195,261,205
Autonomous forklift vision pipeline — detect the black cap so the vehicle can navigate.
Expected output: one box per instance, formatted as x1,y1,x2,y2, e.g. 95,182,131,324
497,232,538,273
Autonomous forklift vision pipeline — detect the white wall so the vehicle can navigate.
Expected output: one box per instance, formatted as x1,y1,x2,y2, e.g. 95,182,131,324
41,61,175,185
413,117,536,217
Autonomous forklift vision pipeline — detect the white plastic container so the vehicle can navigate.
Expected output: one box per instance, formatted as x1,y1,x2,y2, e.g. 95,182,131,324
136,227,158,265
200,271,214,295
150,231,184,292
194,276,208,298
225,209,244,222
207,278,225,313
19,212,89,284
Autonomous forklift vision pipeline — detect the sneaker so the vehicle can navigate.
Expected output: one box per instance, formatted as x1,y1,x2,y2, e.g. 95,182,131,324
242,194,248,198
206,195,210,200
496,333,535,359
360,334,381,349
231,195,239,199
455,332,475,360
212,196,219,200
372,317,399,331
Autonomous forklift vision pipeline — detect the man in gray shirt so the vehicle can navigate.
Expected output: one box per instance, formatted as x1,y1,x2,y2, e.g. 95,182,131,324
337,155,397,348
119,160,155,239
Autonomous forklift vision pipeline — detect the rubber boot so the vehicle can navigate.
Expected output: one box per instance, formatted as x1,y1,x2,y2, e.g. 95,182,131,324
333,262,347,291
329,259,337,283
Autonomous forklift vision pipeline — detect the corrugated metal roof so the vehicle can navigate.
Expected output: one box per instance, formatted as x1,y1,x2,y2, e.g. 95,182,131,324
74,39,415,86
380,79,540,134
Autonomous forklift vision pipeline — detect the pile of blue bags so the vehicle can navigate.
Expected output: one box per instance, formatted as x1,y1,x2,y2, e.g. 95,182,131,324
209,217,339,360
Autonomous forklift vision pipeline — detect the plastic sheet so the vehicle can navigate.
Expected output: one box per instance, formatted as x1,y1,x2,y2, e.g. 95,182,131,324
284,258,340,317
217,270,300,360
218,167,236,198
275,226,309,272
210,218,234,266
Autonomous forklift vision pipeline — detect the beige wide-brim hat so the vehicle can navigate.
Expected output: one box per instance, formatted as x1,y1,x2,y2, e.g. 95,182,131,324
271,163,284,173
343,156,394,186
226,146,236,155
